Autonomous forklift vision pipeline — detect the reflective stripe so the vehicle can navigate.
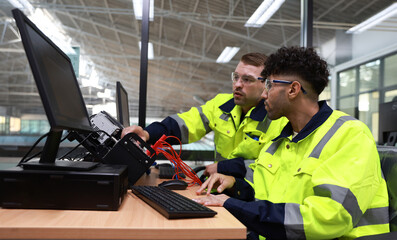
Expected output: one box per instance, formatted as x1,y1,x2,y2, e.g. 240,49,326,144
285,203,306,239
256,117,272,133
309,116,364,225
197,106,212,134
356,207,389,227
219,113,230,121
170,114,189,144
309,115,356,158
314,184,362,226
244,160,255,183
266,138,284,155
170,107,211,144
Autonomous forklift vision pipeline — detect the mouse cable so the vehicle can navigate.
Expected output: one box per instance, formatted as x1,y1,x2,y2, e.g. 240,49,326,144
150,135,202,186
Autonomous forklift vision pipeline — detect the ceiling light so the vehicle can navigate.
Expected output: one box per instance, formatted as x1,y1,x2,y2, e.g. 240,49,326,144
132,0,154,21
245,0,285,28
216,47,240,63
139,41,154,60
346,3,397,34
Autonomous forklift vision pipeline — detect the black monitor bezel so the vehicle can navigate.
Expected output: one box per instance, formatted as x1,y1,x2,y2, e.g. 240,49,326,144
379,100,397,146
12,8,92,133
116,81,130,127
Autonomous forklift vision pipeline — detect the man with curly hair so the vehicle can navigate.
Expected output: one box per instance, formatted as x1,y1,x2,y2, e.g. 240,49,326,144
195,46,389,239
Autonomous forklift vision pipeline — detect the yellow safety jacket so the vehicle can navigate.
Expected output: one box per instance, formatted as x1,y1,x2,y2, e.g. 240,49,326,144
224,101,389,239
146,93,287,160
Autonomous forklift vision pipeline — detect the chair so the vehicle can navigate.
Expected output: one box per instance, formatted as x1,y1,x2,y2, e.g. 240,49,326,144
356,145,397,239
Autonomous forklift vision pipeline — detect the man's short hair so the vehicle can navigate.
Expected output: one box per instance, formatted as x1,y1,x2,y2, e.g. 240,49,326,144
262,46,329,95
240,52,267,67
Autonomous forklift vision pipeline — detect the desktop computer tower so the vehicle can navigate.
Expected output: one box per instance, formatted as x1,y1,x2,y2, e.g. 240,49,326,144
0,164,128,211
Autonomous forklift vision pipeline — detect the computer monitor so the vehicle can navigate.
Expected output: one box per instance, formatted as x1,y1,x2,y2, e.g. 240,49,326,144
116,81,130,127
12,9,97,170
379,99,397,146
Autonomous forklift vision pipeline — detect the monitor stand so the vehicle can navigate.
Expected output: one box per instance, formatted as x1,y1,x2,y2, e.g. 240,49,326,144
21,130,99,171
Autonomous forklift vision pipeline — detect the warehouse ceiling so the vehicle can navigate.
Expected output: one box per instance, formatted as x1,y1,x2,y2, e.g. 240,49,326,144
0,0,396,122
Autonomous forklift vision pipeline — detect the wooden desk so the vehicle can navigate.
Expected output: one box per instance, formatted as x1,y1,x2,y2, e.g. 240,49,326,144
0,168,246,239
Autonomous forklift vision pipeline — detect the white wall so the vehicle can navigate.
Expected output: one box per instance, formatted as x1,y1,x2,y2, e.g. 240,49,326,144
352,30,397,60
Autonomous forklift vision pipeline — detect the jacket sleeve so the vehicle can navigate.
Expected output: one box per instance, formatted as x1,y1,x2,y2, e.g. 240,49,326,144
224,177,255,201
146,96,219,145
144,117,182,145
223,126,386,239
217,157,246,178
224,198,288,239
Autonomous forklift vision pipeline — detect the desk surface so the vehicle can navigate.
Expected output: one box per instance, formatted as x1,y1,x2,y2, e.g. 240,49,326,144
0,167,246,239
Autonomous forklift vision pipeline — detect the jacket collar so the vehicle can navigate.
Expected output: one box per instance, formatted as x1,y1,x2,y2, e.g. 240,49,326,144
273,101,333,143
219,98,267,121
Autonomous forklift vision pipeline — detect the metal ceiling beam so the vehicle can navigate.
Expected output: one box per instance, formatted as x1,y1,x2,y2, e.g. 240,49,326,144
32,3,357,29
170,0,200,80
76,0,133,77
59,21,227,84
84,53,238,63
60,22,208,85
53,9,235,69
157,8,279,50
183,0,241,87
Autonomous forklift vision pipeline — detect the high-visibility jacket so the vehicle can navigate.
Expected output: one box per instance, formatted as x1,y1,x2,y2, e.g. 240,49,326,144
224,101,389,239
145,93,287,160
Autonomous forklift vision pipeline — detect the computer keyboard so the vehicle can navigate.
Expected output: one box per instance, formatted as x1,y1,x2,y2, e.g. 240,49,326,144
131,185,217,219
158,166,186,179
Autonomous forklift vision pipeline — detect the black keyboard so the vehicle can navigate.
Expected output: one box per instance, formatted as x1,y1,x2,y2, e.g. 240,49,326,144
131,185,217,219
159,166,186,179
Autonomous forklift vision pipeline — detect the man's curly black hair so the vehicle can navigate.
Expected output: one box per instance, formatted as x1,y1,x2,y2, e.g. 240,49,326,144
262,46,329,95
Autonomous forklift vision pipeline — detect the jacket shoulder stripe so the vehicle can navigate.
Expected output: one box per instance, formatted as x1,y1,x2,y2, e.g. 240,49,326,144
309,115,356,159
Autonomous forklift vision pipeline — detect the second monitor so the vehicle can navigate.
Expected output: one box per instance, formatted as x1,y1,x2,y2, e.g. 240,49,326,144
116,81,131,127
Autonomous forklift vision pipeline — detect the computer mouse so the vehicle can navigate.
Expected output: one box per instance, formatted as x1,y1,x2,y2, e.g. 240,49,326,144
158,179,188,190
155,163,173,169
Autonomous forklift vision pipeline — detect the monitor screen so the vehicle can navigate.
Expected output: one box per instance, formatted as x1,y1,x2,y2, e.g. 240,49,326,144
379,99,397,146
116,81,130,127
12,9,95,170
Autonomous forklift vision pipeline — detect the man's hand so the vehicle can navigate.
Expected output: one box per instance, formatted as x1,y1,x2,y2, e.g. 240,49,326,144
196,173,236,196
193,194,230,207
203,162,218,176
121,125,150,141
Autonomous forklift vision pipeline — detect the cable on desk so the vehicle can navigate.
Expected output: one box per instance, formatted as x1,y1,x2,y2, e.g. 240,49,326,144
150,135,202,186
